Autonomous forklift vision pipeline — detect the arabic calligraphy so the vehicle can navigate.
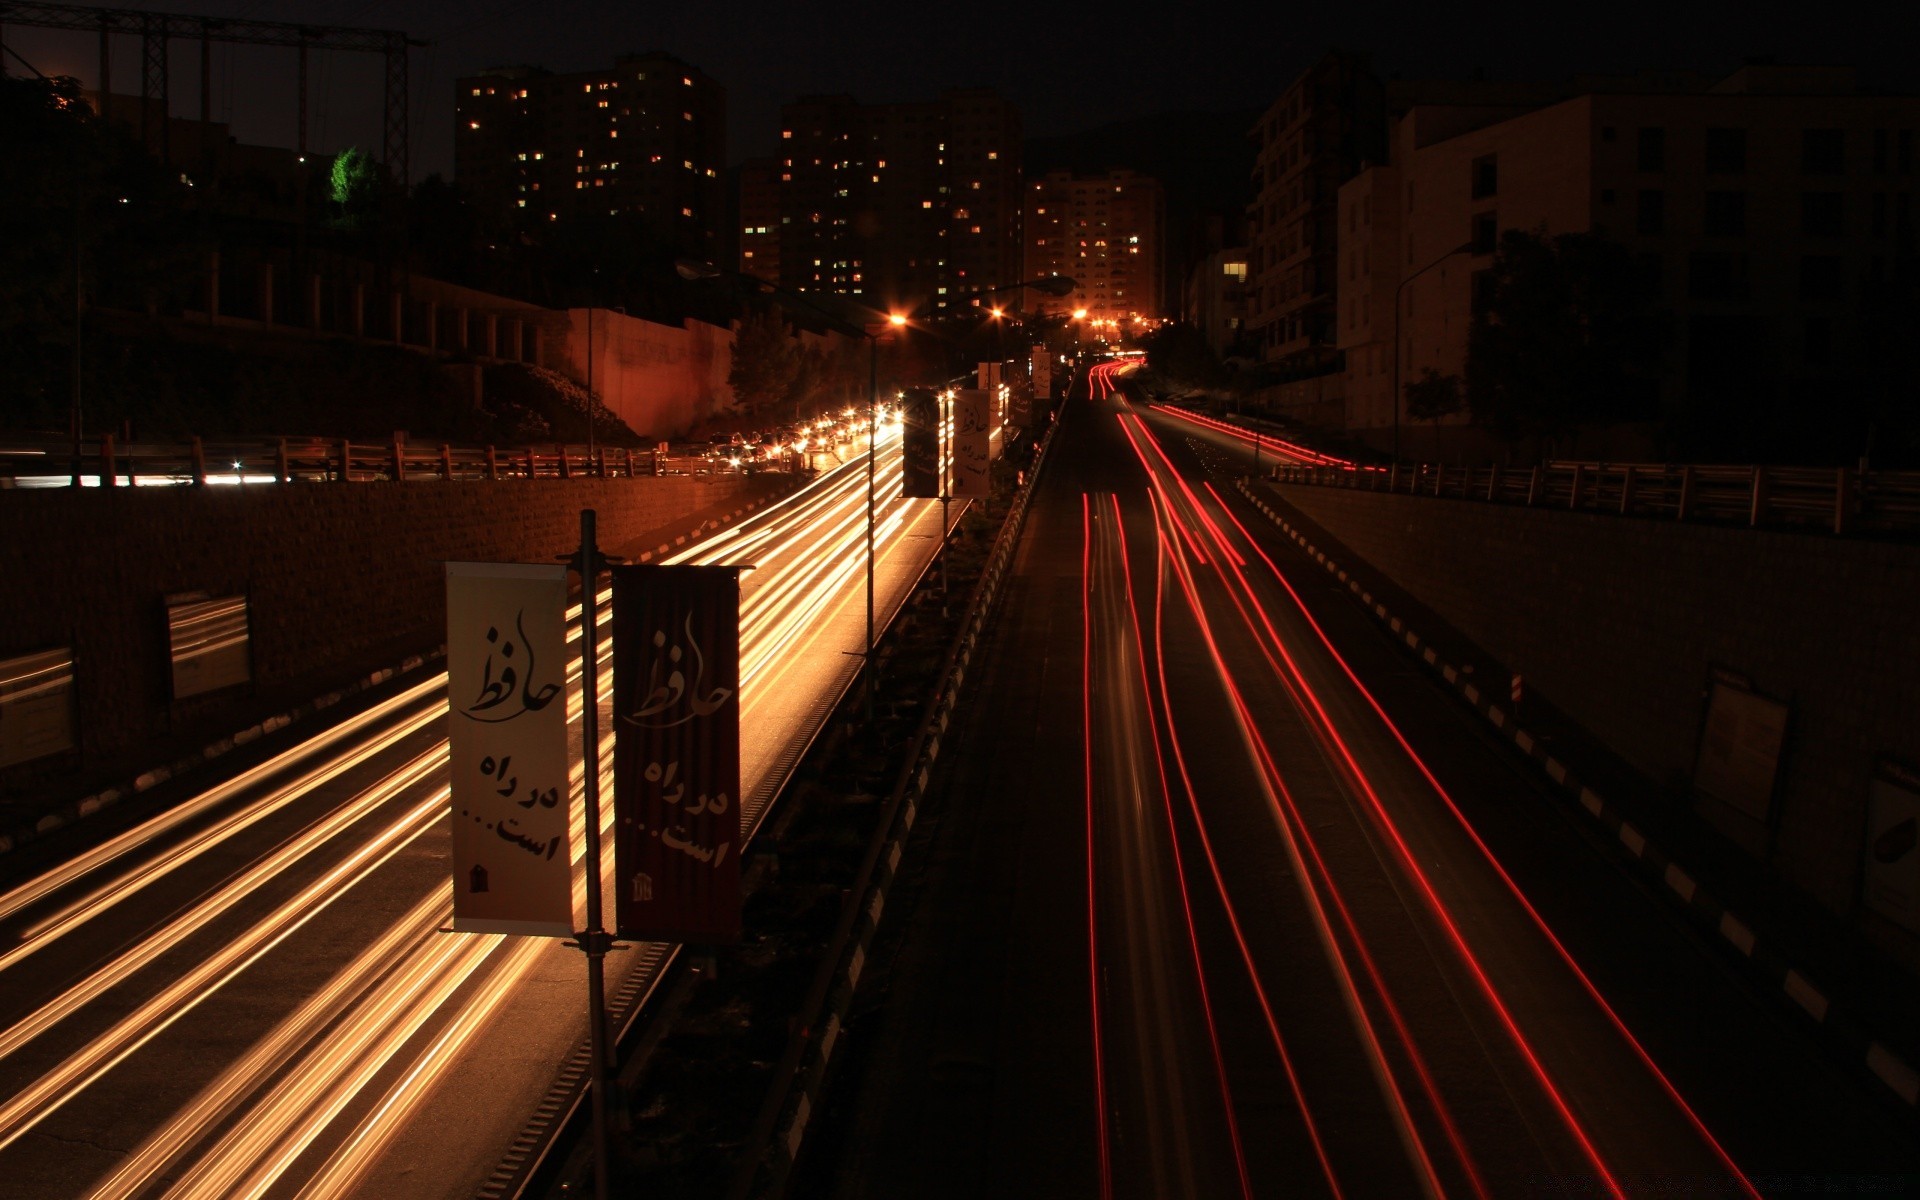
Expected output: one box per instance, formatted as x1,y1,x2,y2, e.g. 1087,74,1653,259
623,614,733,729
460,609,563,723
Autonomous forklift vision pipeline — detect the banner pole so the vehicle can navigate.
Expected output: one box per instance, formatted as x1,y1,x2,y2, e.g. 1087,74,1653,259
575,507,613,1200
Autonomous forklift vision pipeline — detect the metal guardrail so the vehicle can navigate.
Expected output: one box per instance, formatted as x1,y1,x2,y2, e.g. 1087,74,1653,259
0,435,760,488
1268,459,1920,538
729,413,1065,1200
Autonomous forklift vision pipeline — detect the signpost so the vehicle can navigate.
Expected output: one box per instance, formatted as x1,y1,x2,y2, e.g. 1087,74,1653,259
612,563,745,945
1032,345,1051,401
445,562,573,936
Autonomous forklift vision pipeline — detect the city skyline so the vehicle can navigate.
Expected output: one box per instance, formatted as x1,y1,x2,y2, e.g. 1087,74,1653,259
4,0,1917,182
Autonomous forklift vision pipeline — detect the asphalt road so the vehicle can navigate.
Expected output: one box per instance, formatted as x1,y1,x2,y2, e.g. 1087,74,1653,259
0,428,956,1200
813,369,1920,1199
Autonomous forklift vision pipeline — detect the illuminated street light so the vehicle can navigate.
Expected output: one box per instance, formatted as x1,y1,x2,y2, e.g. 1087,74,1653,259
888,313,909,327
1072,308,1089,320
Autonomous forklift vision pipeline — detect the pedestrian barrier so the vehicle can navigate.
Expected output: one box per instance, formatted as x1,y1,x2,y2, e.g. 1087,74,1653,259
0,435,757,488
1265,456,1920,538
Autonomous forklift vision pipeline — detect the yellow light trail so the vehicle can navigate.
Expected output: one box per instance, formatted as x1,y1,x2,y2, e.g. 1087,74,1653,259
15,428,952,1199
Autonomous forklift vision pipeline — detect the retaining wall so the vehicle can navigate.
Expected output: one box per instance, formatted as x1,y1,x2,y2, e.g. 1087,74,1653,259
0,474,785,797
1272,483,1920,964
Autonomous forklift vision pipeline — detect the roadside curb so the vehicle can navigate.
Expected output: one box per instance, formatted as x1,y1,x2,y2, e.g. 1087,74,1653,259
0,478,804,867
1231,475,1920,1114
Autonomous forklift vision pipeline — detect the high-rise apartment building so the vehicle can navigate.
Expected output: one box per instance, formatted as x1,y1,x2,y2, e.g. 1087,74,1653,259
455,52,725,256
736,157,782,283
777,89,1022,316
1023,169,1165,328
1245,50,1384,369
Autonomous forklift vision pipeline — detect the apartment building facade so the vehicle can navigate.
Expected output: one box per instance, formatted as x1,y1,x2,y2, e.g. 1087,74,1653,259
1023,168,1165,328
777,89,1023,317
1245,51,1384,370
1338,65,1920,446
454,52,726,256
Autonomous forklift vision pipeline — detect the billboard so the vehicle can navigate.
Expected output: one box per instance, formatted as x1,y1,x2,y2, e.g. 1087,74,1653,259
950,388,992,499
612,564,744,944
1032,346,1052,400
1693,671,1789,823
446,563,574,937
166,592,251,699
0,648,75,769
901,387,941,499
1867,760,1920,934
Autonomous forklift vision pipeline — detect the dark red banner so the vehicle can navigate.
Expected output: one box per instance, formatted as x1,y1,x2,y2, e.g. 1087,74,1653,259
612,565,743,943
900,387,941,498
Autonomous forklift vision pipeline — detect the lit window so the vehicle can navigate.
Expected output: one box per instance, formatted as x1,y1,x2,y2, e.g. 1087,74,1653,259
782,130,792,138
682,207,692,216
468,121,480,129
683,112,692,120
682,76,692,86
988,150,998,160
584,84,592,93
470,87,482,96
517,199,526,207
922,200,933,208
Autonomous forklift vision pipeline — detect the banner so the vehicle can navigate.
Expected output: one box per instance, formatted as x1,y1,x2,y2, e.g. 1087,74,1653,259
613,565,744,944
951,388,992,498
447,562,573,937
1032,346,1052,400
1010,384,1032,431
900,387,941,498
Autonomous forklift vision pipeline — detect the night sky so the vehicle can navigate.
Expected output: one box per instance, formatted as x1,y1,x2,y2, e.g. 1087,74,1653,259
6,0,1917,180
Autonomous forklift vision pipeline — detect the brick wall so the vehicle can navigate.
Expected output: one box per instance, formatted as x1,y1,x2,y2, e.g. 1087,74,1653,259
0,474,785,795
1272,483,1920,960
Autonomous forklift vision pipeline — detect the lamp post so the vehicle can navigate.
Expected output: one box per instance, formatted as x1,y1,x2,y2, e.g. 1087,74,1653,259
676,262,1071,723
1392,241,1476,464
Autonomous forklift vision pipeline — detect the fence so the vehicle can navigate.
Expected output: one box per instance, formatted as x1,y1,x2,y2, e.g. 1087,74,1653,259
1268,459,1920,538
0,435,751,488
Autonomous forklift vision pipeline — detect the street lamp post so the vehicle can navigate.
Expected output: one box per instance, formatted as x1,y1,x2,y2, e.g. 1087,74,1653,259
1392,241,1476,465
677,262,1071,725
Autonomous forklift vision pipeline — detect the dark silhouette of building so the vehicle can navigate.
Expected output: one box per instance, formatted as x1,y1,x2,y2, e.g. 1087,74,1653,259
736,157,781,284
777,89,1022,316
454,52,725,256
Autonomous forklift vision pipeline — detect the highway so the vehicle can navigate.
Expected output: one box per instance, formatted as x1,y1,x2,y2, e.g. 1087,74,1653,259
815,365,1919,1198
0,420,955,1199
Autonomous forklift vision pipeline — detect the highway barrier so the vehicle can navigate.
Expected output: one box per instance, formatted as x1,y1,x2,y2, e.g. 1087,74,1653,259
0,435,764,488
728,412,1065,1200
1267,457,1920,538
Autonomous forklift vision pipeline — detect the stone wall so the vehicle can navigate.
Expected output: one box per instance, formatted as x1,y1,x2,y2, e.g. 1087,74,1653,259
0,473,786,795
1272,482,1920,961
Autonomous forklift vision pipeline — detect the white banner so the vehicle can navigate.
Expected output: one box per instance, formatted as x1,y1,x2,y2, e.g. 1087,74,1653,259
951,388,992,498
447,562,575,936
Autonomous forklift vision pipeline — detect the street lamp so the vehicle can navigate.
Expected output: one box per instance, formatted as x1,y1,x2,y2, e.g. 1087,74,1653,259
677,262,1072,724
1392,241,1476,465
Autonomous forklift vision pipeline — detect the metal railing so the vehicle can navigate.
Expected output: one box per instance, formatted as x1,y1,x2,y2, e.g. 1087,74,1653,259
0,435,765,488
1267,459,1920,537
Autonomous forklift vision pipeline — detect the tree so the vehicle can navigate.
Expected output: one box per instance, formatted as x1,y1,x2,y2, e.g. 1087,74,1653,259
1465,229,1663,452
727,309,798,412
1403,369,1463,460
1141,321,1225,391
